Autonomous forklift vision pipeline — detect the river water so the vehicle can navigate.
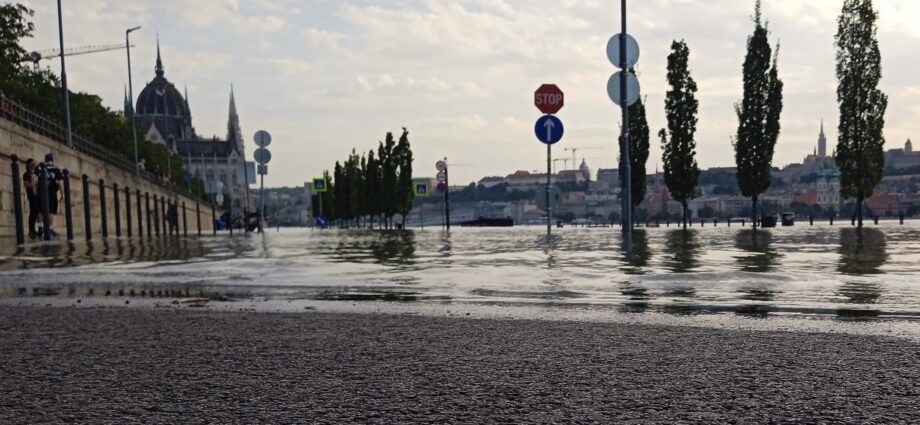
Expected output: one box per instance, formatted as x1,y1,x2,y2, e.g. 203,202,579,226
1,224,919,331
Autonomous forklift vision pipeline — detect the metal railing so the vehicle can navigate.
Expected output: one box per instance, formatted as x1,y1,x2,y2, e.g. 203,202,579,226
0,91,208,203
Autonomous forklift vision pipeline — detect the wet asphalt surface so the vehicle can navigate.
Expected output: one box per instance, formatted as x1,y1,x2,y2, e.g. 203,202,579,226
1,306,919,424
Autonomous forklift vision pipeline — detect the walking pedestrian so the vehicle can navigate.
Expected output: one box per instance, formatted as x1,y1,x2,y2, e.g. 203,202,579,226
42,153,64,238
22,158,40,239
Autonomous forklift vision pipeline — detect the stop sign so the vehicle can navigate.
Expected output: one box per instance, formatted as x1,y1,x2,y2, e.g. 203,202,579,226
534,84,564,114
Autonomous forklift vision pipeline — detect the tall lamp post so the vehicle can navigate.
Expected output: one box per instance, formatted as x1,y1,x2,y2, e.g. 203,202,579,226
126,26,141,174
56,0,73,148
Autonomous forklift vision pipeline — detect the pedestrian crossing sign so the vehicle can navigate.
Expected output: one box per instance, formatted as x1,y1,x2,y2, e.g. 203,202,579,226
313,177,327,193
413,180,430,197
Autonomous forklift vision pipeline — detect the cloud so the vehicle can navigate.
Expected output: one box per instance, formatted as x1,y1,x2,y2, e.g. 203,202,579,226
268,58,315,76
20,0,920,186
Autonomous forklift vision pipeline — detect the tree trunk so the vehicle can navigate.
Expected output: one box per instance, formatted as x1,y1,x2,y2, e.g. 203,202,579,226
682,202,688,230
857,196,864,228
752,195,759,230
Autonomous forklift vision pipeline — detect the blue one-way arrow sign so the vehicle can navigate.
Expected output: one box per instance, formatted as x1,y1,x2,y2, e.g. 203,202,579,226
534,115,564,145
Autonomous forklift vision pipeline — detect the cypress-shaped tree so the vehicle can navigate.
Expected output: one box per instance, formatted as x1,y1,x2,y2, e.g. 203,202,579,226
320,170,334,221
333,161,345,226
345,149,362,227
835,0,887,228
395,128,414,225
365,149,381,228
660,40,700,228
628,95,650,212
734,0,784,229
379,133,398,228
359,153,368,227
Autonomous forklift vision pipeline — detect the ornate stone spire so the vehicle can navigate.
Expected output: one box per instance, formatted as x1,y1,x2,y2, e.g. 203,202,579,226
227,84,243,154
818,119,827,157
155,36,164,78
123,85,132,117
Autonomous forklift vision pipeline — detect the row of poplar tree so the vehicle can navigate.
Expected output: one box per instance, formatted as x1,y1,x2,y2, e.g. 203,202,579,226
627,0,886,229
315,129,414,228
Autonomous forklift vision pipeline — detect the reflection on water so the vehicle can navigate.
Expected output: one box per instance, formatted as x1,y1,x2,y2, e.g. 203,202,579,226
734,230,782,273
838,228,888,275
621,230,652,275
2,224,920,320
332,230,417,266
663,229,701,273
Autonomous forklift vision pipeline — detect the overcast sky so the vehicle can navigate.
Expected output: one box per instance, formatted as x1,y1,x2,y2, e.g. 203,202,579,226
20,0,920,187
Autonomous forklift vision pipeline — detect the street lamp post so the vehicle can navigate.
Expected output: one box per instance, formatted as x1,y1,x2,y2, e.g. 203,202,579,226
56,0,73,148
126,26,141,174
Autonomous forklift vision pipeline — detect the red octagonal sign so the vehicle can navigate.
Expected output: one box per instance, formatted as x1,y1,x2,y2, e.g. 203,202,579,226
534,84,564,114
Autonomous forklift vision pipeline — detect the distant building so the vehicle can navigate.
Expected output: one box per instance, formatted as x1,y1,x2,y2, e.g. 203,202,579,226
578,159,592,181
594,168,619,192
129,41,253,214
477,176,505,188
775,122,837,181
818,119,828,157
816,169,841,211
885,139,920,170
505,169,585,192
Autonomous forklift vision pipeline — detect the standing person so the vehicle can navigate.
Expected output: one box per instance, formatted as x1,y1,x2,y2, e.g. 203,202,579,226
42,153,64,238
22,158,40,239
167,202,179,235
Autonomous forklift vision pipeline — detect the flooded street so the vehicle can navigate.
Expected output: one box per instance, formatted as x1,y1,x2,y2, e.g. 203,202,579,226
1,224,919,326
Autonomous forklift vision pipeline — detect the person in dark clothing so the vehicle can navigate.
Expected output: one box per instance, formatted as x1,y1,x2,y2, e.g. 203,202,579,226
42,153,64,237
22,158,40,239
167,203,179,235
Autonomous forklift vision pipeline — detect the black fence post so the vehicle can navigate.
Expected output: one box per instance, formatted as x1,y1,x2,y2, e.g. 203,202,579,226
197,202,201,236
153,194,161,237
82,174,92,241
98,179,108,238
125,186,132,238
62,169,73,241
727,218,731,227
113,183,121,237
228,195,233,236
38,164,51,241
145,192,151,238
182,201,188,237
137,190,144,238
10,155,25,245
211,202,216,235
830,215,834,226
162,197,168,235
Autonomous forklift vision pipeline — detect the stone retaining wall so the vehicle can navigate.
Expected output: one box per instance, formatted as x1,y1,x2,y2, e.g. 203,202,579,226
1,118,217,240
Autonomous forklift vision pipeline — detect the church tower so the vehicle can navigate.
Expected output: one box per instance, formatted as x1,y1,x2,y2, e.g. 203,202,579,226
227,85,244,154
818,120,827,157
907,138,913,154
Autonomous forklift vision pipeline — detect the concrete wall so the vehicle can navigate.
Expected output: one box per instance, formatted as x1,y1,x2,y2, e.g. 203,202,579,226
0,118,217,240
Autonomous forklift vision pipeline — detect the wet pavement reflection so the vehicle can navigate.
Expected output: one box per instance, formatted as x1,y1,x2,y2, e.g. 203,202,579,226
1,224,920,320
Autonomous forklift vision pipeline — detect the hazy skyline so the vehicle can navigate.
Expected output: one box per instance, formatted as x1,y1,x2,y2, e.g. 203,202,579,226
19,0,919,187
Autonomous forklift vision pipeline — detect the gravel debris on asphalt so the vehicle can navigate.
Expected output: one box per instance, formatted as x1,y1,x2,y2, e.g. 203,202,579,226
1,306,918,424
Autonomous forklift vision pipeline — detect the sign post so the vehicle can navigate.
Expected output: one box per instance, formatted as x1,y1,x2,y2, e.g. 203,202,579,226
606,0,641,252
436,160,449,230
253,130,272,234
413,179,430,229
535,84,565,237
312,177,328,227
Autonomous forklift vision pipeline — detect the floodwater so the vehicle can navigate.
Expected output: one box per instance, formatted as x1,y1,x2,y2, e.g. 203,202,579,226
1,224,920,327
